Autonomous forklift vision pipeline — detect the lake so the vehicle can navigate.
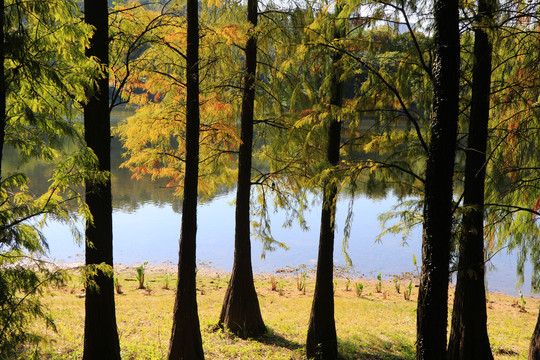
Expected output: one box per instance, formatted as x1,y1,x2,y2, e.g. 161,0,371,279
36,135,534,297
6,118,533,297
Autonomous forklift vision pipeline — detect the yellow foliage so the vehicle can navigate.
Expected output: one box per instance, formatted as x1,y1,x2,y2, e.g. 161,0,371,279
219,24,247,46
207,0,224,8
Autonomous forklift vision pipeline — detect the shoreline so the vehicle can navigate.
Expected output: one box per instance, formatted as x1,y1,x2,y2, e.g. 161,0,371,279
48,260,537,299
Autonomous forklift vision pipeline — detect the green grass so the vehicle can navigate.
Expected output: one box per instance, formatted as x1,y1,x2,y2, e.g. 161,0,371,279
28,267,539,359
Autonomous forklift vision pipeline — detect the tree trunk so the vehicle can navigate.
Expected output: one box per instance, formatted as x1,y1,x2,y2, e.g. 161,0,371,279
82,1,121,360
167,0,204,357
305,180,339,360
0,0,5,178
306,11,343,358
416,0,460,358
447,1,494,359
530,310,540,360
218,0,266,338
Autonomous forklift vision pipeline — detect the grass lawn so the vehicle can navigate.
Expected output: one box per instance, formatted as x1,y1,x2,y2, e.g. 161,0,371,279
29,264,538,359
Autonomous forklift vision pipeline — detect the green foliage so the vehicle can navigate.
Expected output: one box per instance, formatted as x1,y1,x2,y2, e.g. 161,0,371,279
355,282,364,297
296,271,307,292
0,0,107,355
376,199,423,246
114,276,123,295
278,281,285,296
393,277,400,294
82,263,115,293
404,280,413,301
163,273,170,290
113,0,244,200
136,261,148,289
4,0,99,163
0,173,80,357
519,291,526,311
474,6,540,291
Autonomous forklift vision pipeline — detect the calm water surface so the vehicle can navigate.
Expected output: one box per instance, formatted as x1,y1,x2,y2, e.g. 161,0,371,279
43,181,535,297
15,115,531,297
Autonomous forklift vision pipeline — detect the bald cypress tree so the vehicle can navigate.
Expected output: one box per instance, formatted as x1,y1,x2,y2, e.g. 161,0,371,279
167,0,205,357
447,1,495,359
82,1,121,359
416,0,460,358
218,0,266,338
305,3,344,358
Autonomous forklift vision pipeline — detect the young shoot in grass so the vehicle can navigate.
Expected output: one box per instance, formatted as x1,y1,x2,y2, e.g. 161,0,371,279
136,261,148,289
145,281,151,295
114,276,123,294
404,280,413,301
355,282,364,297
376,271,382,293
278,281,285,296
165,274,170,289
296,272,306,292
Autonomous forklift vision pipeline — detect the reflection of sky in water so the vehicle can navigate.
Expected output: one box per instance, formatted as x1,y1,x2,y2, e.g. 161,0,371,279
43,192,535,297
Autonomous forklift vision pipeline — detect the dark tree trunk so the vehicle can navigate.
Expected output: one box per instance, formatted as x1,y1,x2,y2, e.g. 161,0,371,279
305,11,343,359
305,179,339,360
447,1,494,359
0,0,5,178
530,310,540,360
167,0,204,357
218,0,266,338
82,1,121,360
416,0,460,358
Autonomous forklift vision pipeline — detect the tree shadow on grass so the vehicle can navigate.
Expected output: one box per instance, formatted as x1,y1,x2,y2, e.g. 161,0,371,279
338,333,415,360
253,327,304,352
250,328,415,360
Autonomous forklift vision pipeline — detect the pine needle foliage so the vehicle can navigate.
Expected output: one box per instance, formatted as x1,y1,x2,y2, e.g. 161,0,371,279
0,171,86,358
113,0,246,200
1,1,105,356
4,0,99,163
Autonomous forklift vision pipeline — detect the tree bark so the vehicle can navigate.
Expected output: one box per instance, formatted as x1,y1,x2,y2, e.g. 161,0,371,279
416,0,460,358
306,10,343,359
167,0,204,357
530,310,540,360
447,1,494,359
82,1,121,360
218,0,266,338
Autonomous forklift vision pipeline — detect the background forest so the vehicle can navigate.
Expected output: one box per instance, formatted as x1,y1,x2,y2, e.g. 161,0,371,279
0,0,539,359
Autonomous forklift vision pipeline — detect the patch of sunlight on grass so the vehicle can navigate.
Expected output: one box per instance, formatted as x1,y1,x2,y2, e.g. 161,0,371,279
29,268,538,359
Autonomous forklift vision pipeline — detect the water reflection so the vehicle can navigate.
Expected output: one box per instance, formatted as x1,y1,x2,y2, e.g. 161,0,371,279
4,114,534,297
42,187,533,297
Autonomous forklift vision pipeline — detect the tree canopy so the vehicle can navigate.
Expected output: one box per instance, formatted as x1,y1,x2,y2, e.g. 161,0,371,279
2,0,540,358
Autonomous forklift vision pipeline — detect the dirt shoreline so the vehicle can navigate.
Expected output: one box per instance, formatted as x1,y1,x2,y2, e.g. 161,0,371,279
48,260,540,300
50,260,415,280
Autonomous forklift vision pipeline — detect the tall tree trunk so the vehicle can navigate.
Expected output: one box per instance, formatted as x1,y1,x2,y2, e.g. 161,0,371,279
82,1,121,360
305,10,343,359
218,0,266,338
0,0,5,178
530,310,540,360
416,0,460,358
167,0,204,357
447,1,494,359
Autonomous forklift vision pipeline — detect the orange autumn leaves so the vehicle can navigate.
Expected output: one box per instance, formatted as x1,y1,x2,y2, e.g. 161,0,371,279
112,1,248,198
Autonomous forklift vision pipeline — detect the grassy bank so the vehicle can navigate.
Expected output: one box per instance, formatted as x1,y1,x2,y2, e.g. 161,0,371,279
29,265,537,359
